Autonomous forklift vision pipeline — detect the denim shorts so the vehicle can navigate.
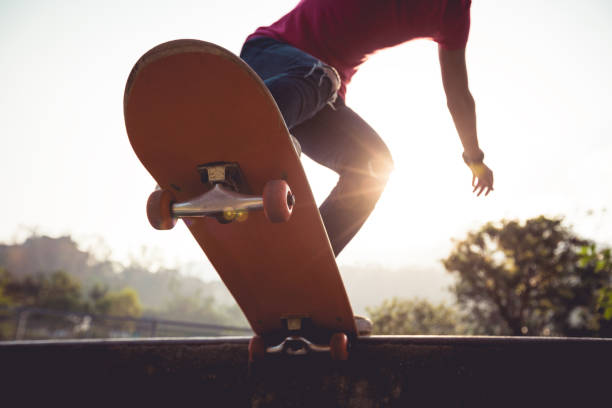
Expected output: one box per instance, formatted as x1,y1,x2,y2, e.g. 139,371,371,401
240,37,340,129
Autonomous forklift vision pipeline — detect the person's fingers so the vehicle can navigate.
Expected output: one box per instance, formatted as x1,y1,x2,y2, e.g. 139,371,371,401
471,167,495,196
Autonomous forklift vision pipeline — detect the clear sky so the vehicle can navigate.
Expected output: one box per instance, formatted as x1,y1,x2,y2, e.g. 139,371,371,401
1,0,611,284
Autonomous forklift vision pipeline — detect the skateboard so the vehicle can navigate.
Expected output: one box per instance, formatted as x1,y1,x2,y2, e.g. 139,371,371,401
124,39,357,360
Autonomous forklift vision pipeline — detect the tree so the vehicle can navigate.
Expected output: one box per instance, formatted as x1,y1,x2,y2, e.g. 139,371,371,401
37,271,85,312
367,298,463,335
443,216,612,337
92,287,142,318
0,268,11,307
0,270,88,339
1,270,86,312
156,291,223,324
0,233,240,321
0,268,13,339
578,244,612,336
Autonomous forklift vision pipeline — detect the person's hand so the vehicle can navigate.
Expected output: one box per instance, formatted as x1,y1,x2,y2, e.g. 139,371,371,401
468,163,494,197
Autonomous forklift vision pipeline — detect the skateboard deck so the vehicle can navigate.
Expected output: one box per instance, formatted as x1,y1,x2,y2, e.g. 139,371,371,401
124,40,356,358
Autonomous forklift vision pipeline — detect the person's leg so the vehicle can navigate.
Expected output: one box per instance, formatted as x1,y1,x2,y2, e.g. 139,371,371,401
240,37,340,129
292,99,394,256
241,38,392,256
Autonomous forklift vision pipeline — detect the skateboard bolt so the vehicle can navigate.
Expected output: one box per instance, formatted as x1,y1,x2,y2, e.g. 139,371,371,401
287,192,296,208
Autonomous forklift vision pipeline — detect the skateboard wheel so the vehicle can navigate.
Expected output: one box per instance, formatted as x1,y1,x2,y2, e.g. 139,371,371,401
263,180,294,223
248,335,266,362
329,333,349,361
146,189,177,230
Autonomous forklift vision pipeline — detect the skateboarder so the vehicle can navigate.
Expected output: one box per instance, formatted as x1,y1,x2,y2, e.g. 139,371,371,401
240,0,494,257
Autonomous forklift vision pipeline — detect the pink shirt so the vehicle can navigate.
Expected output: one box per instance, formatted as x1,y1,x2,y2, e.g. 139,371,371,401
248,0,471,99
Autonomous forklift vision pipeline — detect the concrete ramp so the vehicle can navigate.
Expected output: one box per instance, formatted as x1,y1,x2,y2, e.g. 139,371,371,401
2,336,610,406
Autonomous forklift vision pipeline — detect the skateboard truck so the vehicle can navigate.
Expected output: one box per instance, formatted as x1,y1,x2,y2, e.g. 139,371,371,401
266,336,333,356
197,162,249,193
146,162,295,229
248,317,350,361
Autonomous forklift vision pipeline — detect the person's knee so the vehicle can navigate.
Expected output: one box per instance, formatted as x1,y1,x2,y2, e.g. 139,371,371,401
333,171,389,213
352,142,394,185
367,152,394,182
331,138,393,205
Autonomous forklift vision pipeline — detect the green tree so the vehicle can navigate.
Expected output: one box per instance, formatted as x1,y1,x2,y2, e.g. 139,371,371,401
1,270,86,312
0,268,11,307
87,282,108,313
1,233,236,319
157,292,222,324
93,287,142,318
87,287,143,336
579,245,612,336
0,270,88,339
367,298,463,335
0,268,13,339
443,216,612,337
37,271,84,312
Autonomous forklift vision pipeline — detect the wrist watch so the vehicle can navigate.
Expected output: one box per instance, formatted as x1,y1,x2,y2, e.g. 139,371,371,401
462,149,484,165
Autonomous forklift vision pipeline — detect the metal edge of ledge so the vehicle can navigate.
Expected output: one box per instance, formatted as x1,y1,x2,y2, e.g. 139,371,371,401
2,334,611,348
357,334,612,345
0,336,251,347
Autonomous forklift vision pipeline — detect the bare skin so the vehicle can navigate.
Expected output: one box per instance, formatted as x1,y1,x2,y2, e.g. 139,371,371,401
438,46,494,197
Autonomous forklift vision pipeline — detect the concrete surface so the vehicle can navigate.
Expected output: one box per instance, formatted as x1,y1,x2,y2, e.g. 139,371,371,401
1,336,610,407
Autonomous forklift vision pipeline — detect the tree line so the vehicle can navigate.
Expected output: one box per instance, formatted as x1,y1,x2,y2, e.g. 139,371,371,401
368,216,612,337
0,269,141,316
0,234,247,340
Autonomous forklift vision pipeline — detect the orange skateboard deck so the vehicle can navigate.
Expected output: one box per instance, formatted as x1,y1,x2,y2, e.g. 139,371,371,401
124,40,356,359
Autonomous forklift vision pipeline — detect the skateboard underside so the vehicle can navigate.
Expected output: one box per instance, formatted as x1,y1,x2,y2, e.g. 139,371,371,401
124,40,357,355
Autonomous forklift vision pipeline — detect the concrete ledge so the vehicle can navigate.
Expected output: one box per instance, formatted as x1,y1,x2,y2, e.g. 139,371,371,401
2,336,610,406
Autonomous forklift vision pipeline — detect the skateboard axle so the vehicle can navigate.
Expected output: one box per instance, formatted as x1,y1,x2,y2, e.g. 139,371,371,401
266,336,331,355
172,184,263,218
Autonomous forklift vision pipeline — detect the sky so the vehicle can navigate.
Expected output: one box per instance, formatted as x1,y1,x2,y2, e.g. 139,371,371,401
1,0,611,291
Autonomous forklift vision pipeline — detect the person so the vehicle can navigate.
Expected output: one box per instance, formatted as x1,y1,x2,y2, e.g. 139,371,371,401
240,0,494,258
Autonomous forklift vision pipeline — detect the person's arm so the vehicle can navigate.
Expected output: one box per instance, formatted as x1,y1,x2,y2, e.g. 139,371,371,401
438,46,494,196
